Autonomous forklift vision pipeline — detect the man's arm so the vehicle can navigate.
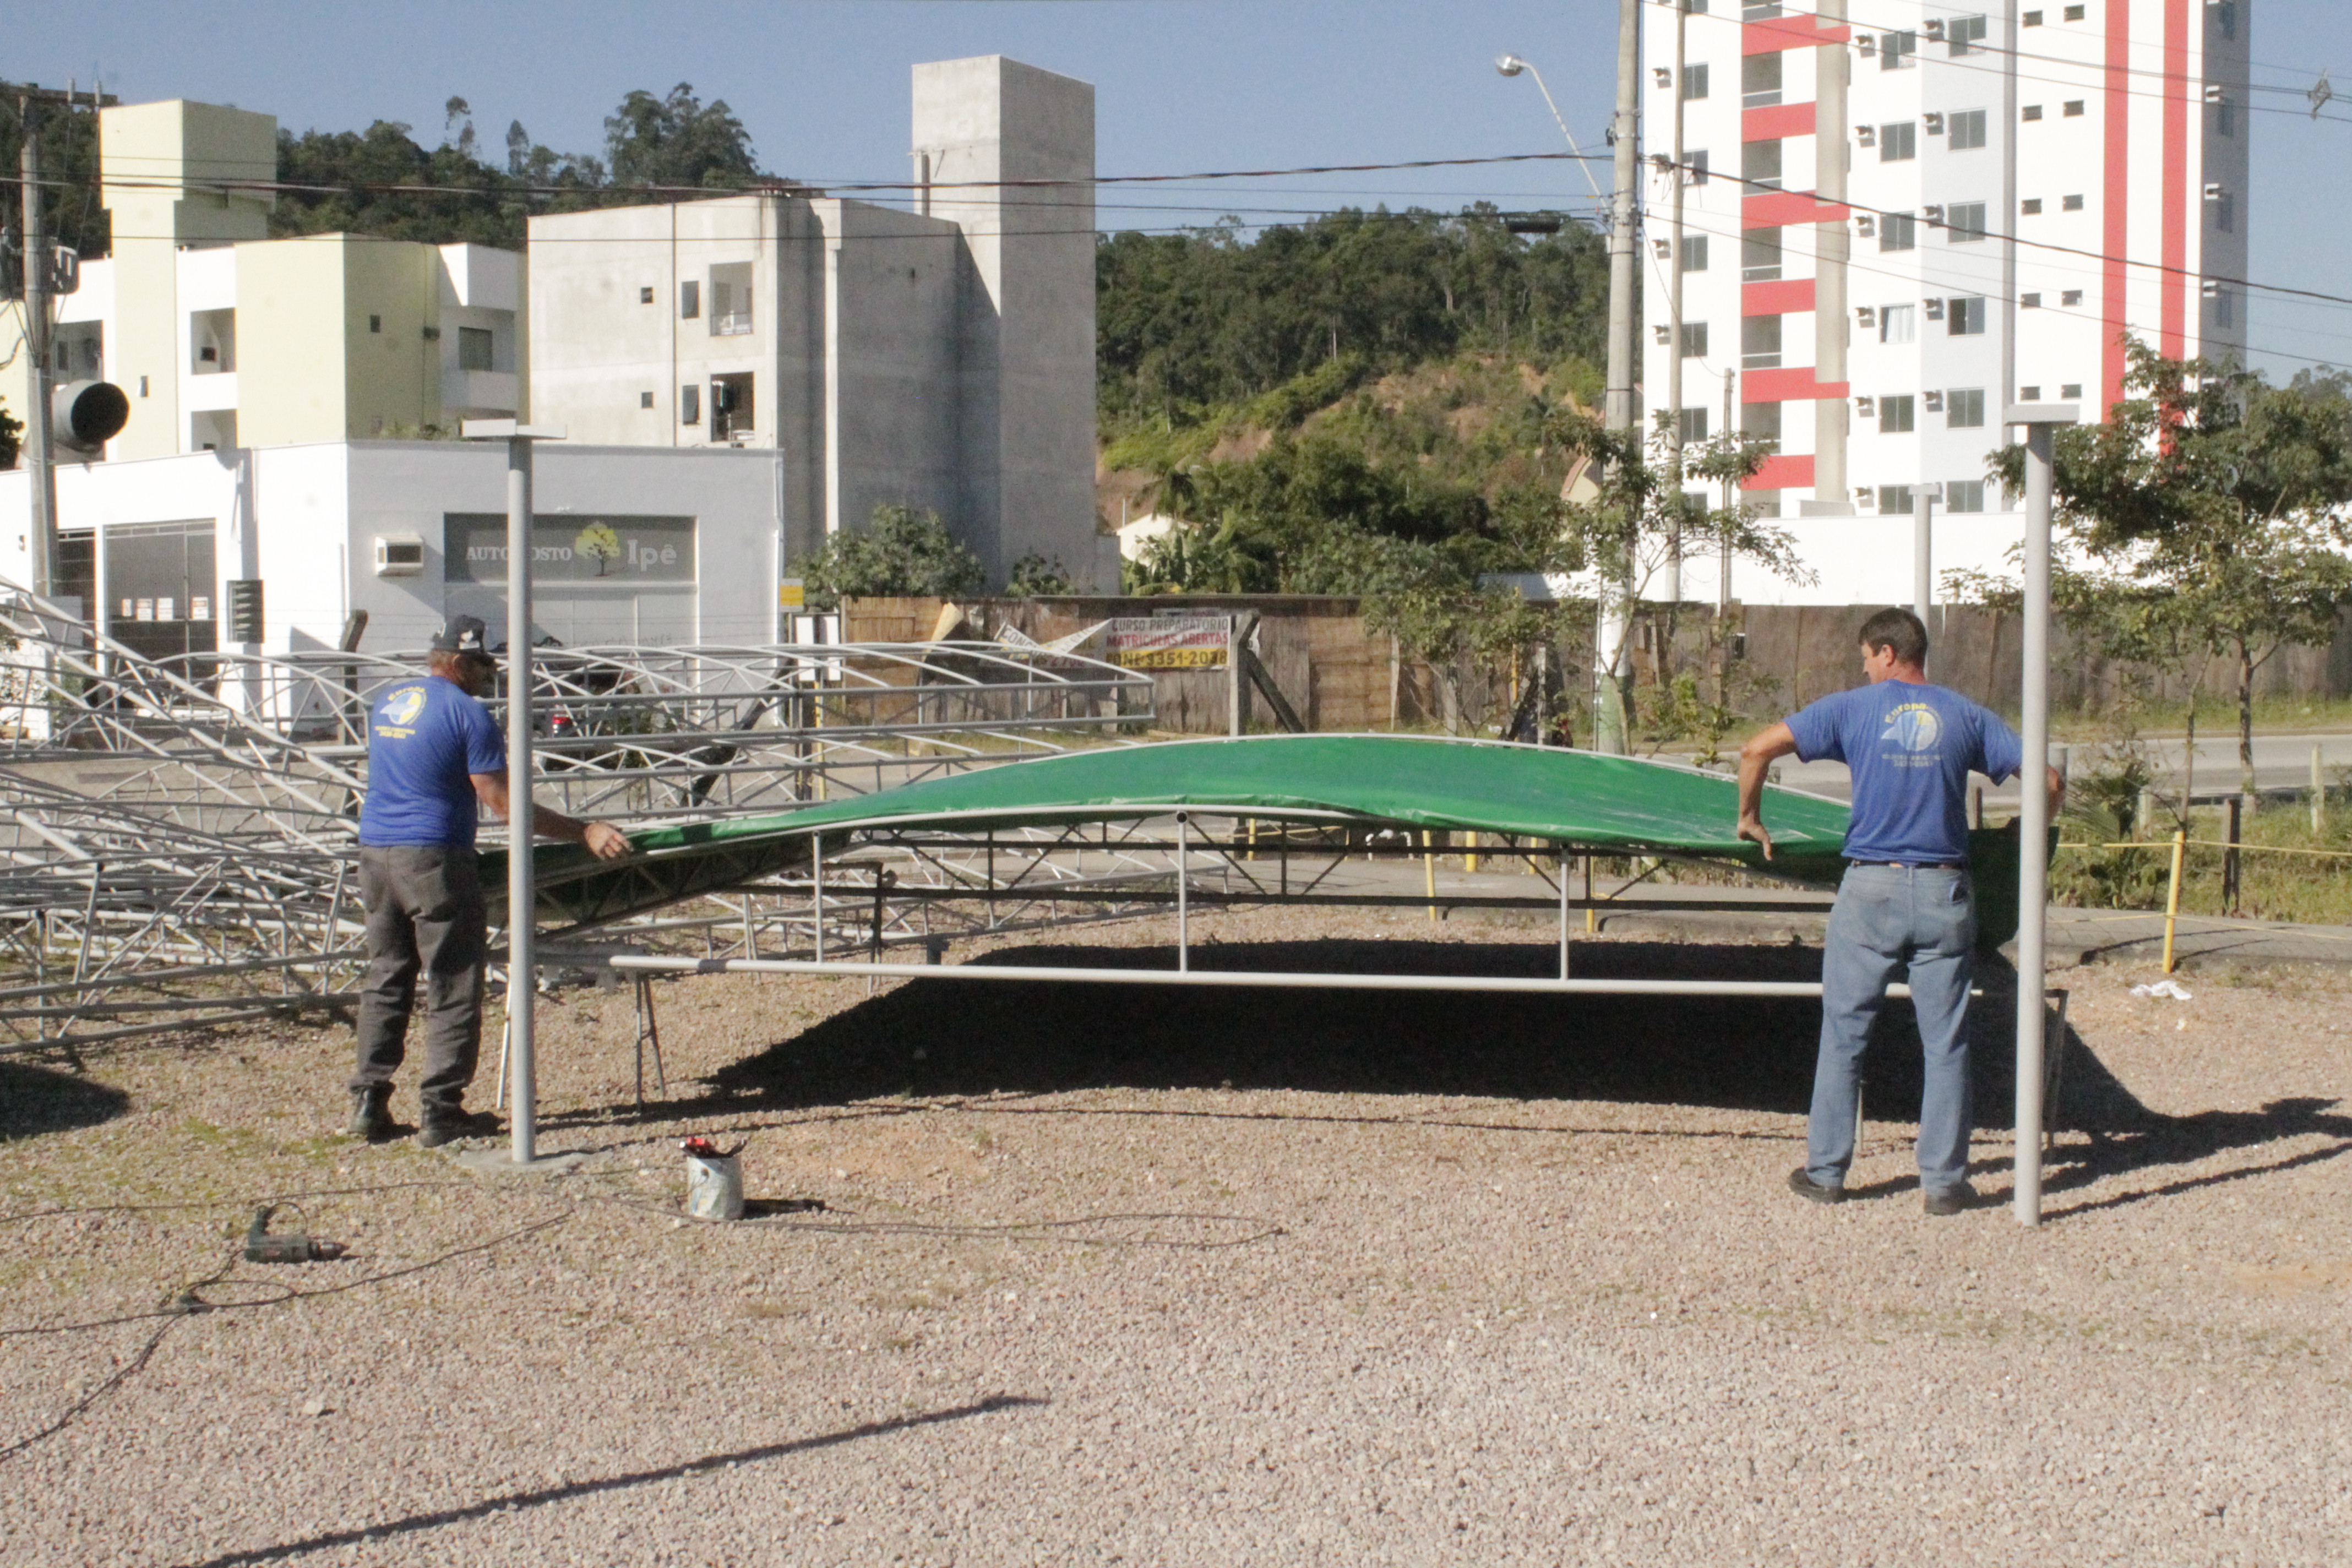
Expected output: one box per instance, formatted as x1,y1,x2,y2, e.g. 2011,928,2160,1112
2045,763,2065,819
1736,721,1799,859
471,770,632,861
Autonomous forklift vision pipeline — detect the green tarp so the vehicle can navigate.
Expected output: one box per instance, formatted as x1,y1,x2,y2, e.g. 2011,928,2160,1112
490,733,2024,946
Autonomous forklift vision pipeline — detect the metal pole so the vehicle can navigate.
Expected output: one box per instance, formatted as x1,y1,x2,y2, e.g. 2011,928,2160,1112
812,832,826,962
20,111,58,602
1556,845,1571,979
2312,743,2325,835
503,434,537,1165
464,417,564,1167
1594,0,1642,755
2008,404,2073,1226
1175,812,1190,971
1913,486,1936,627
1662,0,1687,608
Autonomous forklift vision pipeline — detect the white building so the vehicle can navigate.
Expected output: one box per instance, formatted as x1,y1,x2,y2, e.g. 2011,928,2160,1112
0,443,783,661
0,100,523,464
1643,0,2248,603
529,56,1108,590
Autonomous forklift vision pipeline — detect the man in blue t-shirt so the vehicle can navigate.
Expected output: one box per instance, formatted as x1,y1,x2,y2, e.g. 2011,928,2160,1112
1736,607,2062,1215
348,616,631,1147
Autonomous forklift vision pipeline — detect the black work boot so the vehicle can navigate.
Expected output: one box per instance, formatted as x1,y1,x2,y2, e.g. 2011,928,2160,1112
416,1105,499,1148
347,1084,394,1142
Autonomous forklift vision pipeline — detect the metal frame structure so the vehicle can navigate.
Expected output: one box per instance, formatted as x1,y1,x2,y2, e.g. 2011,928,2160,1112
0,579,1151,1053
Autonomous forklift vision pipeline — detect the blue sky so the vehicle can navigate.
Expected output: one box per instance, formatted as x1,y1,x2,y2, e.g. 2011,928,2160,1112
16,0,2349,379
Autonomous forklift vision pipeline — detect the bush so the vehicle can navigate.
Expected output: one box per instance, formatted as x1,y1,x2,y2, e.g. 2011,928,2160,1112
801,504,985,610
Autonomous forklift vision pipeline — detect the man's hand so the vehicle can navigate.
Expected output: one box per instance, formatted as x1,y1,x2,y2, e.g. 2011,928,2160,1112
1736,813,1775,860
581,821,632,862
1736,721,1799,861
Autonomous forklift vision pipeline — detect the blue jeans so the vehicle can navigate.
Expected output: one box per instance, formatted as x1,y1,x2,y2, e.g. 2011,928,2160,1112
1807,864,1976,1194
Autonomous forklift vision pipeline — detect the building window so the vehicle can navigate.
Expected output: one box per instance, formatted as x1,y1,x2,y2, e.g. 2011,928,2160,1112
458,326,494,372
2062,193,2084,210
1948,109,1988,150
1742,315,1783,369
680,280,701,320
1948,297,1988,335
2061,383,2083,398
1742,139,1784,191
2021,293,2043,309
1879,395,1917,434
640,390,655,409
2215,2,2235,40
2063,4,2085,19
1947,202,1989,242
1679,235,1709,272
709,263,754,335
1680,322,1710,358
1679,407,1711,443
368,314,383,334
1948,15,1988,54
1741,401,1782,452
2062,100,2085,117
1742,53,1782,107
1743,1,1781,17
2022,199,2043,215
2061,290,2084,306
1880,212,1917,252
2213,192,2236,233
2213,289,2235,327
1743,227,1783,280
1947,388,1986,427
1881,30,1917,68
2216,98,2236,137
1879,485,1915,513
1685,149,1709,186
2021,385,2043,400
2022,104,2043,121
2023,9,2043,23
1879,121,1918,161
1681,63,1709,100
1946,480,1986,512
680,383,701,424
639,286,655,304
1880,303,1917,343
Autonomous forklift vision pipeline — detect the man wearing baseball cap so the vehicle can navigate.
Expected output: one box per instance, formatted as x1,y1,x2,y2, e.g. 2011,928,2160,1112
347,615,631,1147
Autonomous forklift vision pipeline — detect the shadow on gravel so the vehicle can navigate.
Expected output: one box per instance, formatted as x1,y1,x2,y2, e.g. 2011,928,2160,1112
695,939,2152,1134
0,1060,130,1140
168,1394,1046,1568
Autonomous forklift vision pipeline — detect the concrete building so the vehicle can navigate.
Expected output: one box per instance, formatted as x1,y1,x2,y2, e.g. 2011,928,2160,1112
527,56,1105,589
0,442,782,662
0,99,522,464
1643,0,2248,601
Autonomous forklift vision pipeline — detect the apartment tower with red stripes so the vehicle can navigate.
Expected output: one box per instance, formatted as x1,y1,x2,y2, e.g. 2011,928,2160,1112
1644,0,2250,526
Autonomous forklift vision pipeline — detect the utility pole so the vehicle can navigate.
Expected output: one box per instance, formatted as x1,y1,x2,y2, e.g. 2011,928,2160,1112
1661,0,1689,611
19,98,58,601
1594,0,1642,755
1912,483,1937,627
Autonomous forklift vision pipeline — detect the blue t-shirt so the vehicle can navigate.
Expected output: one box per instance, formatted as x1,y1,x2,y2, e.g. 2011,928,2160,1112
358,676,507,848
1784,680,2024,864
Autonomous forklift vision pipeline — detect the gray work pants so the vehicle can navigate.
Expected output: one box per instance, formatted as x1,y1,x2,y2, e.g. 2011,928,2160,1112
350,845,488,1114
1805,863,1978,1195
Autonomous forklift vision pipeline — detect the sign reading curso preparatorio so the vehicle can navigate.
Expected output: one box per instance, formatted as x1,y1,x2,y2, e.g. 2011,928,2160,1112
442,514,697,585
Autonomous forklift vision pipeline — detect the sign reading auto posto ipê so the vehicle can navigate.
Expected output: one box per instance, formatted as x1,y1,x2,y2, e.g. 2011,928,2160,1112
442,515,697,585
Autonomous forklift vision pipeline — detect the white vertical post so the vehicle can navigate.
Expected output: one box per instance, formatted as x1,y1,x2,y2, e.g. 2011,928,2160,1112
1175,813,1191,971
1912,485,1936,627
2006,402,2075,1226
463,420,564,1167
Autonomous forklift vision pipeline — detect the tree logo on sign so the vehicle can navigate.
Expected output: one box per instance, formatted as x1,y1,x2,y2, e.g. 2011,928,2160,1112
575,523,622,578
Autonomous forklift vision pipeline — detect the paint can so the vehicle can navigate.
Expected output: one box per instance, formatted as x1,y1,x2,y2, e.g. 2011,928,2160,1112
684,1153,744,1222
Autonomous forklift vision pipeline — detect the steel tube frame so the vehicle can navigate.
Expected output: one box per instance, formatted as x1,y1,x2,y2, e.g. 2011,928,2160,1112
605,951,1921,1000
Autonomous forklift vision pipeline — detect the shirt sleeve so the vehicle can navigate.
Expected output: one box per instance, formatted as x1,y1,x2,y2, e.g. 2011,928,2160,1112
1973,705,2024,783
1783,692,1846,765
461,699,507,776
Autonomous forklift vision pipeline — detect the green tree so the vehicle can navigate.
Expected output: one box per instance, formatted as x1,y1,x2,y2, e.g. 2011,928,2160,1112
0,396,21,470
605,85,760,190
0,91,107,262
1991,343,2352,799
801,504,986,608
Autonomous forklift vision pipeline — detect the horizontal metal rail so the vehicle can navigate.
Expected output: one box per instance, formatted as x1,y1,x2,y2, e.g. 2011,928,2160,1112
603,952,1897,999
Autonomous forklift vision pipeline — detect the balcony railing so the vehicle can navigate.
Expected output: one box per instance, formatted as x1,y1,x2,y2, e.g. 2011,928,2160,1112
711,312,754,337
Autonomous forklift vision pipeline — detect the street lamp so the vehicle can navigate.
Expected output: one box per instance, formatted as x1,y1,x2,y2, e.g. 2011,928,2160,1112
1492,55,1605,201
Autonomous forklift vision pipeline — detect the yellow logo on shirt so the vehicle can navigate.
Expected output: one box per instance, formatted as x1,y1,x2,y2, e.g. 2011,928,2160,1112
383,685,427,727
1879,703,1941,753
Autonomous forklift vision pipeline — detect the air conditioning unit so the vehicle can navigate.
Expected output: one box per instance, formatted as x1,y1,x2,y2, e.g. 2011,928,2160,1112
1924,204,1946,224
1925,391,1945,412
1924,112,1945,133
1652,239,1672,259
1653,67,1673,88
1856,125,1877,145
2204,84,2225,102
2204,182,2225,200
374,535,426,576
1654,325,1673,344
1855,306,1876,326
1858,34,1877,55
1855,396,1876,416
1924,18,1946,38
2202,279,2222,297
1926,298,1946,320
1854,214,1876,236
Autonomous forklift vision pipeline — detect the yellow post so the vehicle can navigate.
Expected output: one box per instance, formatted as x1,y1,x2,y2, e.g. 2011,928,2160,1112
1423,830,1438,923
2162,829,2186,974
1466,830,1479,875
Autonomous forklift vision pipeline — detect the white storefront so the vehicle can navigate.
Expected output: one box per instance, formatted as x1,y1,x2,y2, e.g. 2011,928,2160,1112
0,441,785,657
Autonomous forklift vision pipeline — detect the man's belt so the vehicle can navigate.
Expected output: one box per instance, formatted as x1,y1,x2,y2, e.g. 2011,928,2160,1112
1850,859,1967,871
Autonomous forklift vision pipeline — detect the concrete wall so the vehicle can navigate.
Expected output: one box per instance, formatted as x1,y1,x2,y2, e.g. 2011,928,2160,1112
912,56,1099,582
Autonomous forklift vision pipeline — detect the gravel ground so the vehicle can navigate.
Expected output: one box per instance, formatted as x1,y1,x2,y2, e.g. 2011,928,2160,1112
2,905,2346,1566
